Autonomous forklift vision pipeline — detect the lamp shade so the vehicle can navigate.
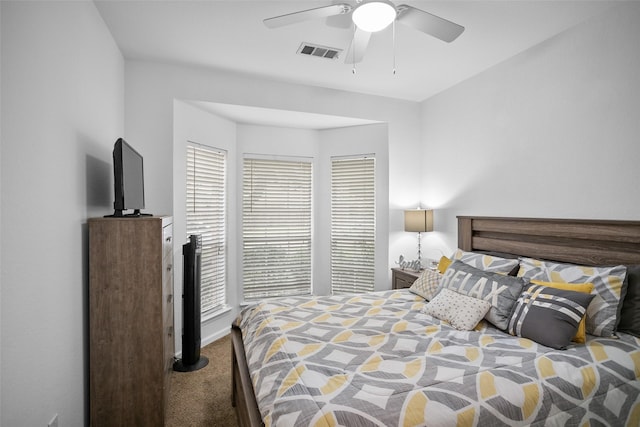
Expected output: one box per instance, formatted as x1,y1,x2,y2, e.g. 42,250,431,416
404,209,433,232
352,0,397,32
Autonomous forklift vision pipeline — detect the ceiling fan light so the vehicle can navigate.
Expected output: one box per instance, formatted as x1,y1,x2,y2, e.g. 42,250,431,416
352,0,397,32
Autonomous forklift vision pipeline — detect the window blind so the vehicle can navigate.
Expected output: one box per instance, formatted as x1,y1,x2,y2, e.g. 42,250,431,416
186,143,226,314
242,157,312,300
331,156,376,294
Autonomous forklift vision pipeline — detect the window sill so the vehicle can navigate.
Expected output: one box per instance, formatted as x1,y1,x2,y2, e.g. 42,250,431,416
240,293,314,307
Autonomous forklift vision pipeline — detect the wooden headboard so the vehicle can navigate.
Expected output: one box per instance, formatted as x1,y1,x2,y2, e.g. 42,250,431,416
458,216,640,266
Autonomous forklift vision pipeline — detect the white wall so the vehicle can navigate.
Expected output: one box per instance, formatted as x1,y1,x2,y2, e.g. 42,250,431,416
127,61,423,341
317,124,390,292
0,2,124,426
237,123,318,301
1,2,636,423
172,103,392,349
125,61,422,222
420,2,640,254
0,3,3,422
173,100,238,349
237,123,390,297
236,122,320,297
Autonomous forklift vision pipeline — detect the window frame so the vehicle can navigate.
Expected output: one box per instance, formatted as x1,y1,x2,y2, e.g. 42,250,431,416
330,155,376,294
241,155,313,300
185,142,227,317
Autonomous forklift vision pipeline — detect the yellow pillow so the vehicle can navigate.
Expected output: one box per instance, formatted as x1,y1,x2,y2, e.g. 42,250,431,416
531,280,594,344
437,256,452,274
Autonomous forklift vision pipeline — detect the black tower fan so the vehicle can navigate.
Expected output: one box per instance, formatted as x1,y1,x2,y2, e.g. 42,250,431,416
173,234,209,372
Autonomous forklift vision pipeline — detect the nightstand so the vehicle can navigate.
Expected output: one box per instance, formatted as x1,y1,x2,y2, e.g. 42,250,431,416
391,268,422,289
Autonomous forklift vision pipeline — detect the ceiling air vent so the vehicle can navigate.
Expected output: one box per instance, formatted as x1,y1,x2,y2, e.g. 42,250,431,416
297,43,341,60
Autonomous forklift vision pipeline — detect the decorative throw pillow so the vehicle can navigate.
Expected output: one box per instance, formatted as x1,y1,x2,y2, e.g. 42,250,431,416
508,284,595,350
437,256,452,274
617,265,640,337
531,280,594,343
437,260,527,330
422,288,491,331
452,249,520,274
409,269,442,301
517,257,627,337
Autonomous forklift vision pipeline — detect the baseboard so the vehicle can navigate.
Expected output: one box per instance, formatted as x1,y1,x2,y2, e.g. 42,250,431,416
201,328,230,348
173,328,230,358
174,305,235,357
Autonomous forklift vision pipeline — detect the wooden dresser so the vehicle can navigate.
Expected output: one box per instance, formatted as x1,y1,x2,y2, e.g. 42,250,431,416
391,267,422,289
89,216,174,427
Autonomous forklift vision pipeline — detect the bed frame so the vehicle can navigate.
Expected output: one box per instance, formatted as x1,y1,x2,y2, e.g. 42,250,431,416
231,215,640,427
457,216,640,265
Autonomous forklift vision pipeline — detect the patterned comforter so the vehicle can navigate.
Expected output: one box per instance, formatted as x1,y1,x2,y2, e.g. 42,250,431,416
239,290,640,427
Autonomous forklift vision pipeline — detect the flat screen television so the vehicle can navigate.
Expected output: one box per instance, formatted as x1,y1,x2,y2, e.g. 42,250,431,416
107,138,151,217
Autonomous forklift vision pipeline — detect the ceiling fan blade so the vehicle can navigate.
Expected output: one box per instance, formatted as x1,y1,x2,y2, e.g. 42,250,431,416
344,28,372,64
396,4,464,42
264,4,352,29
326,0,354,28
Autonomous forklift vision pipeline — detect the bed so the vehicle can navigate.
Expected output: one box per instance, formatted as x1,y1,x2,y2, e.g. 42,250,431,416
231,216,640,426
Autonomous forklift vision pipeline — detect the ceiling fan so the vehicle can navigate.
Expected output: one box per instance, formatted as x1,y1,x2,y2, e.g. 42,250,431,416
263,0,465,64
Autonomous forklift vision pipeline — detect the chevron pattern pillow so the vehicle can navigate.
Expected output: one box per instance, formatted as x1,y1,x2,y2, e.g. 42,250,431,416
409,269,442,301
452,249,519,274
518,257,627,337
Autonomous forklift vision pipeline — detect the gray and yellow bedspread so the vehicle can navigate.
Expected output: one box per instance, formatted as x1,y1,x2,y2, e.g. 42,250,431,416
240,290,640,426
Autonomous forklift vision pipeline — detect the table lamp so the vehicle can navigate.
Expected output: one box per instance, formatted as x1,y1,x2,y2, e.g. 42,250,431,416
404,209,433,267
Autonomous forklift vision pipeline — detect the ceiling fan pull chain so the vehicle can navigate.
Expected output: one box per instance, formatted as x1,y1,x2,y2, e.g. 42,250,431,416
352,23,357,74
392,19,396,75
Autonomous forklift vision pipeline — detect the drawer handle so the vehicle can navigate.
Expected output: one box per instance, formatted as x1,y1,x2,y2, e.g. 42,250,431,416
168,326,173,337
167,264,172,271
166,236,172,242
167,294,173,303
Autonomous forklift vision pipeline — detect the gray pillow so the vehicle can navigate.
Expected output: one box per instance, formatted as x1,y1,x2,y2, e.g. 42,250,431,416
437,260,527,330
617,265,640,337
508,283,595,349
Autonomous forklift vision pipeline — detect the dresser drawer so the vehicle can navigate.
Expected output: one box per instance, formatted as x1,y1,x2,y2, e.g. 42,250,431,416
89,216,173,426
165,324,174,364
162,224,173,260
163,261,173,293
163,288,173,327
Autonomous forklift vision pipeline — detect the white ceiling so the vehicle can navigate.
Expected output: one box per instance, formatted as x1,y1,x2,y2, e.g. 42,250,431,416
95,0,616,103
188,101,383,129
95,0,617,129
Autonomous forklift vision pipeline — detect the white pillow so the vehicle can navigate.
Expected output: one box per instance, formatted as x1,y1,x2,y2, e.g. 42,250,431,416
422,288,491,331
